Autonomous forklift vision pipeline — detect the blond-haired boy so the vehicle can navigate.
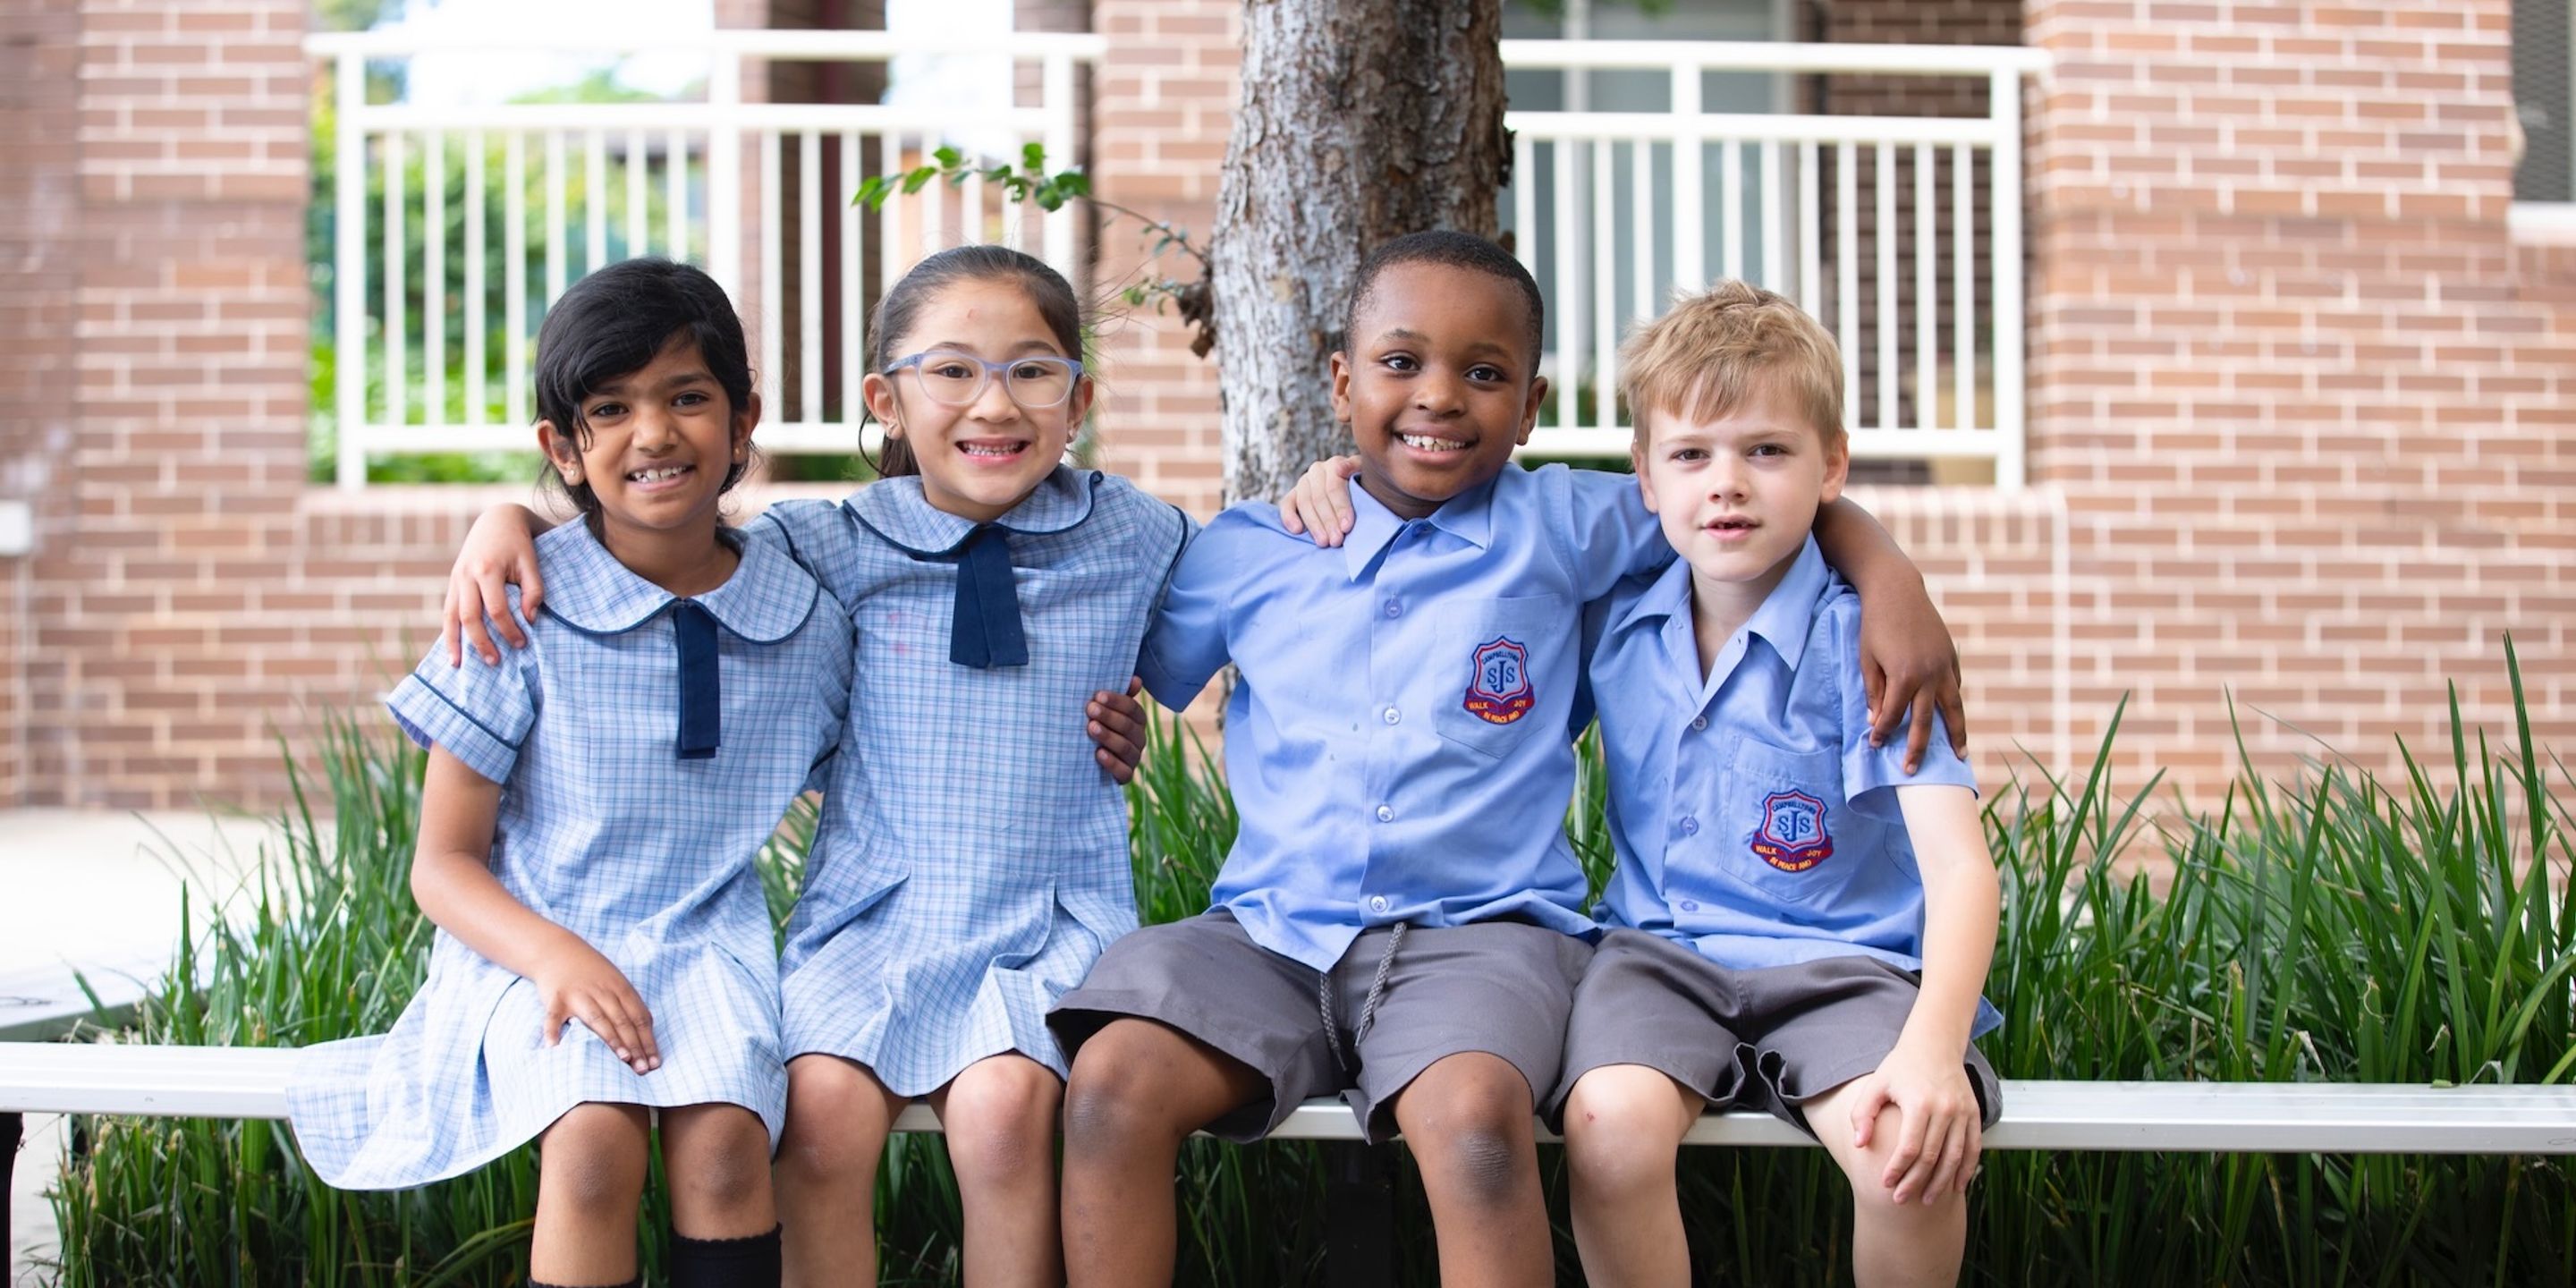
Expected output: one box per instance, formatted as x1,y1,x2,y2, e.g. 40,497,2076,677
1551,280,2002,1288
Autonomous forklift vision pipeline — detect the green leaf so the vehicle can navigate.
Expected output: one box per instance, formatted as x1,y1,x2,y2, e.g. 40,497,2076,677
933,145,962,167
1050,170,1090,198
1021,140,1047,171
901,166,936,194
854,175,889,208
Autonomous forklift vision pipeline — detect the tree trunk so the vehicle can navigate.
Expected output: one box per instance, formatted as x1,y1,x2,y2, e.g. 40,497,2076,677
1213,0,1509,504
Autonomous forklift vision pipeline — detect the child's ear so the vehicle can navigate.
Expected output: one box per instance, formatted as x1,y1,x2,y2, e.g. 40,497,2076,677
860,370,902,432
533,421,581,483
731,391,761,458
1515,374,1548,445
1066,374,1097,429
1818,434,1850,505
1328,352,1354,423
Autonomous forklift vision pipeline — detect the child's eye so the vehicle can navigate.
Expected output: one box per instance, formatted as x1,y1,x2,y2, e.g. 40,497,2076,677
1670,447,1707,462
586,402,626,420
928,360,977,380
1010,361,1057,380
1467,364,1506,383
1380,354,1419,373
1750,443,1789,458
673,391,709,408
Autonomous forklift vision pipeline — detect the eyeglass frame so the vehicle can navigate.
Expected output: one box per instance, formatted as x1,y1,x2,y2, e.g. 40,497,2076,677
880,350,1088,409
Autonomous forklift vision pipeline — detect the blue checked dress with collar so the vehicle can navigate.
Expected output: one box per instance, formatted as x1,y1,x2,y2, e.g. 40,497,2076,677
758,465,1192,1094
287,520,853,1189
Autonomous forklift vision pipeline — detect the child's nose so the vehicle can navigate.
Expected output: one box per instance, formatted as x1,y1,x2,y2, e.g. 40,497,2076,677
969,370,1021,418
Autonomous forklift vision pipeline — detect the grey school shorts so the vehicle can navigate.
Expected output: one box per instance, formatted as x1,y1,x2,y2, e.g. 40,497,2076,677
1548,928,2001,1137
1049,910,1593,1145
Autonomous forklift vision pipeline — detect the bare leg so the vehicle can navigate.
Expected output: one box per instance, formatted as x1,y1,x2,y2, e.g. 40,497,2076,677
1384,1052,1552,1288
1561,1064,1704,1288
533,1102,652,1285
662,1103,778,1238
775,1055,907,1288
926,1053,1065,1288
1059,1018,1266,1287
1802,1079,1970,1288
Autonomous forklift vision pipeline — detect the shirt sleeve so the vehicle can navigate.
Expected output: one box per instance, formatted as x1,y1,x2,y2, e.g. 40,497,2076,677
1830,598,1977,821
1541,465,1677,601
801,593,858,796
386,593,539,786
747,498,860,601
1135,508,1238,711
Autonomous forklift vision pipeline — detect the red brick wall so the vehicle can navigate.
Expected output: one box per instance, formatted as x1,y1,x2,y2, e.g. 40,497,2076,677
0,0,83,805
2021,0,2575,803
1083,0,1235,517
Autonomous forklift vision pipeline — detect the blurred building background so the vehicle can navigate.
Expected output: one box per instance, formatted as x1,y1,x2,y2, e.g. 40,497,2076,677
0,0,2570,815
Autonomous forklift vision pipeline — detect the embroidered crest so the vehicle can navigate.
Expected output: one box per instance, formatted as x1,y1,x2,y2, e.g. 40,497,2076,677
1750,789,1835,872
1462,635,1535,725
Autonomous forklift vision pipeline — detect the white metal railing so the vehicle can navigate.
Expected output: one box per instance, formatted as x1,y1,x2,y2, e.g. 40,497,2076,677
1502,41,2046,485
306,30,1103,488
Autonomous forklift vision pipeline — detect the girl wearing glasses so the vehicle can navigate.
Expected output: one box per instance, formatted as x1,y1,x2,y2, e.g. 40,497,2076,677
438,244,1186,1286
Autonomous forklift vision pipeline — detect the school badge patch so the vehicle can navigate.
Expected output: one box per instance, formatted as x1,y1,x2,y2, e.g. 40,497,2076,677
1750,790,1835,872
1462,635,1535,725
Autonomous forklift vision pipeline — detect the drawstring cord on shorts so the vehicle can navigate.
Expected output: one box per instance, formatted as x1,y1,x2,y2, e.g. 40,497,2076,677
1321,920,1407,1073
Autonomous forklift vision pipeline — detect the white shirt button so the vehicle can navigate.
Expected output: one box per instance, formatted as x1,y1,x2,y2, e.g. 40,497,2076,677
1377,803,1395,823
1383,599,1402,618
1383,706,1401,724
1369,894,1389,914
1679,816,1699,836
1681,900,1700,912
1690,715,1708,732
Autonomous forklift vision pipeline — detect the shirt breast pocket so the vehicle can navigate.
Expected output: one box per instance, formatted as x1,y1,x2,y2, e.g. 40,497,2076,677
1431,597,1558,761
1713,743,1860,907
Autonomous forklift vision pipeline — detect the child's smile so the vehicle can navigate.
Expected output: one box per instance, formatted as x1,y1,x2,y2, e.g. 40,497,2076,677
1331,262,1546,521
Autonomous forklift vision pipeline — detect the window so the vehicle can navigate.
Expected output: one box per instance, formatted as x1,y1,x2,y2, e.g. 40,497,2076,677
2513,0,2572,204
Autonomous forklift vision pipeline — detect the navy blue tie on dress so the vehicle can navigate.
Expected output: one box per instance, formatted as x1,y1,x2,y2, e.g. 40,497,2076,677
948,523,1030,669
673,600,721,759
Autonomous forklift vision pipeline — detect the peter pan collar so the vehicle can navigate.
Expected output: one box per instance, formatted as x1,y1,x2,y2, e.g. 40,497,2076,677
1606,536,1828,672
1339,473,1497,581
536,520,819,643
843,463,1102,556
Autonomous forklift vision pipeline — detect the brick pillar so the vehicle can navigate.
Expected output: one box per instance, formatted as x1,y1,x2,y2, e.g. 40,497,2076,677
2,1,309,809
2022,1,2576,802
0,2,87,806
1086,0,1237,518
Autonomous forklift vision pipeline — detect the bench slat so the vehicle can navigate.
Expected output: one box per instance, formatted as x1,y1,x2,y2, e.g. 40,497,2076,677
4,1044,2573,1154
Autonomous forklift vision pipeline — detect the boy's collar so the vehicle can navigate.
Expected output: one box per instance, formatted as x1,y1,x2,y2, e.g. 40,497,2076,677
1339,471,1498,580
1611,536,1829,672
844,463,1101,556
538,520,818,642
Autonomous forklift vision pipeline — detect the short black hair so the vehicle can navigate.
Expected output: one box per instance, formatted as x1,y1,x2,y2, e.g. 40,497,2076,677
532,258,755,516
1344,230,1546,370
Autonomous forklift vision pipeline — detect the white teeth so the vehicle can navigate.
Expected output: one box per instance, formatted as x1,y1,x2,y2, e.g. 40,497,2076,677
960,443,1024,457
1399,434,1464,452
630,465,691,482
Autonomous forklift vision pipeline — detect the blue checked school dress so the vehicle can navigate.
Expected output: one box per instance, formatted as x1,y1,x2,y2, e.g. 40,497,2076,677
759,465,1192,1095
287,520,853,1189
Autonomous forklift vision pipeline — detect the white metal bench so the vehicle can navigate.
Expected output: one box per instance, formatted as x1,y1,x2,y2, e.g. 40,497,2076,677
11,1043,2576,1279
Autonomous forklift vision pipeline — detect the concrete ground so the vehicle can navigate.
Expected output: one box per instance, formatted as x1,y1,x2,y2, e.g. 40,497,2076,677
4,808,297,1287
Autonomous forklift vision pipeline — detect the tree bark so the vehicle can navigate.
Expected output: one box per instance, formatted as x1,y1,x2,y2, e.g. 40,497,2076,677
1213,0,1509,504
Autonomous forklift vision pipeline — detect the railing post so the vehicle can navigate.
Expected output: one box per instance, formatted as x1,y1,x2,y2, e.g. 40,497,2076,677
334,52,365,490
1041,52,1076,275
1322,1140,1397,1288
708,52,744,309
1989,67,2026,489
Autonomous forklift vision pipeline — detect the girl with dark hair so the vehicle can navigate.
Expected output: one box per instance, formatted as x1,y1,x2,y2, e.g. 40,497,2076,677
290,259,851,1288
435,245,1190,1286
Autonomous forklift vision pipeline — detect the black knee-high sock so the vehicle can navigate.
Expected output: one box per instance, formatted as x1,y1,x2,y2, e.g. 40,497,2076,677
667,1225,784,1288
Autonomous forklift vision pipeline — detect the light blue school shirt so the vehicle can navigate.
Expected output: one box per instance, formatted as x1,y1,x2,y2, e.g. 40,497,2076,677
1589,537,1998,1036
1139,462,1668,974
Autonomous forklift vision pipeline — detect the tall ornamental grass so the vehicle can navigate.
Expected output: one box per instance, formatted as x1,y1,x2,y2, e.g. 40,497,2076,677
44,648,2576,1286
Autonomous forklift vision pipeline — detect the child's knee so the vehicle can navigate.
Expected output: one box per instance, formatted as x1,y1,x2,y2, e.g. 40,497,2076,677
1062,1026,1184,1152
941,1059,1061,1179
1562,1077,1684,1199
540,1103,651,1214
778,1060,890,1184
1399,1060,1538,1207
666,1106,772,1214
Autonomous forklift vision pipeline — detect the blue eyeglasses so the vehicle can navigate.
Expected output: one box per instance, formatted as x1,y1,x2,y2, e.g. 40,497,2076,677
884,350,1085,409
